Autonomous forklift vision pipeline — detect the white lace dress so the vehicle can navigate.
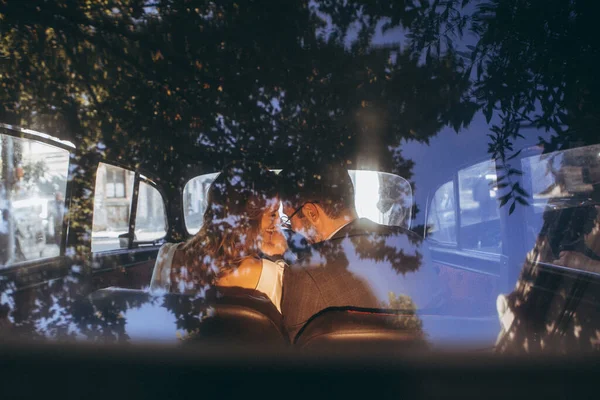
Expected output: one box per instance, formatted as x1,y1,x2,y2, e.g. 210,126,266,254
149,243,285,312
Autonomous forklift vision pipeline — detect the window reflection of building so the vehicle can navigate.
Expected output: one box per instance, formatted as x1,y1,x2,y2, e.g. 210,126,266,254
105,168,126,198
92,163,134,232
91,164,167,251
107,205,129,230
1,133,69,265
135,182,166,237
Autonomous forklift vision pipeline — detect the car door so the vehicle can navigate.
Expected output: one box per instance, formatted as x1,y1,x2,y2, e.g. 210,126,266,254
90,162,168,290
425,158,507,317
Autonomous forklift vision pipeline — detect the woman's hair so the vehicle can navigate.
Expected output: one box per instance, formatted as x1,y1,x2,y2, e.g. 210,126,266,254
173,161,278,290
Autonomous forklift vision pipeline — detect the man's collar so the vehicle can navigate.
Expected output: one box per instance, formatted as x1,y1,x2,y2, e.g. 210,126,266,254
325,218,356,240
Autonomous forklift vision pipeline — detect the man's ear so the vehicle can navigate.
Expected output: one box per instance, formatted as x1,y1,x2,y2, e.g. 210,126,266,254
303,203,320,224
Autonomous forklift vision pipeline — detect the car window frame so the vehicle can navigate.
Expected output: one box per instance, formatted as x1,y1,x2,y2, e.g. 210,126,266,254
182,171,220,236
0,123,75,270
91,162,167,253
425,176,460,247
130,174,168,249
182,168,414,236
426,157,505,257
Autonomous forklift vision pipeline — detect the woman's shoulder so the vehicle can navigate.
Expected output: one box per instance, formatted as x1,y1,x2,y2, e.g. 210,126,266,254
237,256,264,274
217,257,262,288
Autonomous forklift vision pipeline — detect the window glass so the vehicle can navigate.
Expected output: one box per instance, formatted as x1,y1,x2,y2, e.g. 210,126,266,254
183,172,220,235
105,168,127,198
522,143,600,211
183,170,413,234
348,170,413,229
521,143,600,262
458,159,501,254
458,160,500,227
427,181,457,244
91,163,135,252
0,133,69,267
134,181,167,242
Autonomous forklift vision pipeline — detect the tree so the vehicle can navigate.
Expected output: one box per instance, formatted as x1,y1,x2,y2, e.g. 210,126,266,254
0,0,475,172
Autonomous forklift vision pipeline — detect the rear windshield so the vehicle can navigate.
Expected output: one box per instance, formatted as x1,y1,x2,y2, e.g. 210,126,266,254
184,170,412,234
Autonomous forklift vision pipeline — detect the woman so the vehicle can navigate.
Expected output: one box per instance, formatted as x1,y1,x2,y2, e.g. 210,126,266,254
150,161,287,312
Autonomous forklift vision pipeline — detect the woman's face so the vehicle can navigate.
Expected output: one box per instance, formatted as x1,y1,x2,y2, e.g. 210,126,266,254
259,197,287,256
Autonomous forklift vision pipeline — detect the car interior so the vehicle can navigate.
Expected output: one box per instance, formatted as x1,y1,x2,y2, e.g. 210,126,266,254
2,124,600,351
2,1,600,397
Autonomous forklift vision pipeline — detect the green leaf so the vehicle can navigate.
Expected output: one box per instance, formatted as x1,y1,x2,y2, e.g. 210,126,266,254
509,201,516,215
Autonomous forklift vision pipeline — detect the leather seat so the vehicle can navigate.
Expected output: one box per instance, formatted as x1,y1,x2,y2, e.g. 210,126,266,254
182,286,288,345
90,286,288,345
293,307,428,351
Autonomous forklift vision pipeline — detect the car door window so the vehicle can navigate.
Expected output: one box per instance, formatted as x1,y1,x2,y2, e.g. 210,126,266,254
0,133,70,267
91,163,135,252
458,159,501,254
183,172,220,235
427,181,457,244
134,181,167,243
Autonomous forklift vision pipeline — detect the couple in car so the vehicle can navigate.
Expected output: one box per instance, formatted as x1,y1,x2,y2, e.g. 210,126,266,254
151,160,443,339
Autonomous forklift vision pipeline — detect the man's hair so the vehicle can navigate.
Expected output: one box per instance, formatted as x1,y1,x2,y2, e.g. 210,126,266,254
278,161,355,219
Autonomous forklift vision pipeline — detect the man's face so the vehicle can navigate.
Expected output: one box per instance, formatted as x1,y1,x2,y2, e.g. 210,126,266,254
283,202,321,244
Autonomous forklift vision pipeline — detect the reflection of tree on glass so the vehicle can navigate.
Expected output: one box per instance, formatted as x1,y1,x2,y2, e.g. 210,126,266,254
498,201,600,353
280,162,445,340
151,161,287,312
384,292,427,343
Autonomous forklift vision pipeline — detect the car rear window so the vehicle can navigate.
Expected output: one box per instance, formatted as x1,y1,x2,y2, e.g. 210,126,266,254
184,170,413,235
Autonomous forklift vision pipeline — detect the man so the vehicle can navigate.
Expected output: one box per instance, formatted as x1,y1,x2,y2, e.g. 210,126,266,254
278,162,446,341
